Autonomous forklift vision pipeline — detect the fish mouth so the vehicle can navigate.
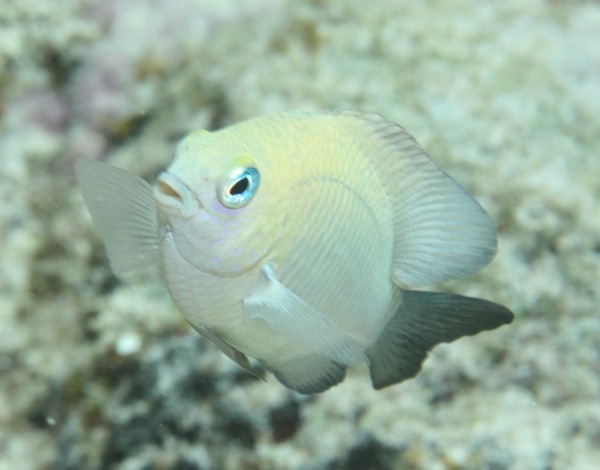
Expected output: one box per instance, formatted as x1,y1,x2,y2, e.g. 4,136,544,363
154,171,201,219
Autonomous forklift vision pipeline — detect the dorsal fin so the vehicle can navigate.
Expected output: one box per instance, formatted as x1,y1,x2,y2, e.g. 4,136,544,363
338,111,497,288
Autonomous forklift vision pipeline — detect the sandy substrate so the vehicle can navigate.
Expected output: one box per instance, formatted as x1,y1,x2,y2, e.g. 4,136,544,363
1,0,599,468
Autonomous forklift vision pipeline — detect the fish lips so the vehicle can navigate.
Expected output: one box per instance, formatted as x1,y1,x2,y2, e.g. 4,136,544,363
154,171,236,274
154,171,201,219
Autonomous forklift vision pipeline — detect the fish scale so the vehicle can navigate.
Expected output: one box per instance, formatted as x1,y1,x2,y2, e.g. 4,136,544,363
276,177,394,345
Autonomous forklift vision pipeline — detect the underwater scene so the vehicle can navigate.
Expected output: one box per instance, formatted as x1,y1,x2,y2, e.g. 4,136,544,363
1,0,599,468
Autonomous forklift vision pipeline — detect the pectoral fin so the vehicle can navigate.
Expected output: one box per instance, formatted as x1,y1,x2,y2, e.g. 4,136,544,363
244,266,366,366
366,290,514,389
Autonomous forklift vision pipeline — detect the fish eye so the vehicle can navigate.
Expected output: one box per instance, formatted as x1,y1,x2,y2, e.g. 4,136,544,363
218,167,260,208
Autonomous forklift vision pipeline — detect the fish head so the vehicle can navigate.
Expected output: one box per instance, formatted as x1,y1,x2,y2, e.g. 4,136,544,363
154,128,284,276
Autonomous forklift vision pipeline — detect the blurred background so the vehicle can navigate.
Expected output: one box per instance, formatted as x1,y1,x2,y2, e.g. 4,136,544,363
1,0,599,468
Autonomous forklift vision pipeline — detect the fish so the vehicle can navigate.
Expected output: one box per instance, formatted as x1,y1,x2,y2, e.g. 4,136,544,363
75,110,514,394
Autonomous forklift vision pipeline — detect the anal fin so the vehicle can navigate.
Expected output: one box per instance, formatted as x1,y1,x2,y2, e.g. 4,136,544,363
366,290,514,389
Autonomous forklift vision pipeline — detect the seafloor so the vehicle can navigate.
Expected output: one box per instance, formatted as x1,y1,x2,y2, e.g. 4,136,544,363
1,0,599,469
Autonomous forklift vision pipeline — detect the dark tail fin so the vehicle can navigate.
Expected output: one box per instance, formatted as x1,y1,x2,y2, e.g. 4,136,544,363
366,290,514,389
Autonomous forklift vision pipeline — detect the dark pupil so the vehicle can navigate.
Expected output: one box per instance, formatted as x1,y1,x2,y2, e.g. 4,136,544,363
230,177,249,196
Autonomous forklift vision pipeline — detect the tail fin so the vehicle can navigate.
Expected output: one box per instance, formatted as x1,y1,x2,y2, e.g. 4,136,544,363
366,290,513,389
75,160,161,277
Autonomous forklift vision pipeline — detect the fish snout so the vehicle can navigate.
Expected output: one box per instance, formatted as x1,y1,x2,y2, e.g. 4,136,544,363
155,172,199,218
